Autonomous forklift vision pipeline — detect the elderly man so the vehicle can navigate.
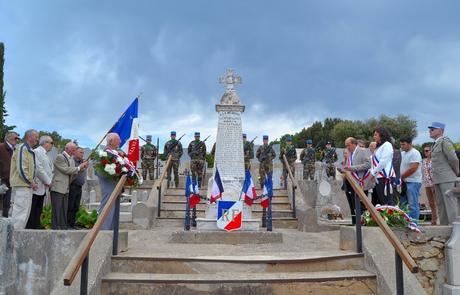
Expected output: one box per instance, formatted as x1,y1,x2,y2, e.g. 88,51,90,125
26,135,54,229
10,129,39,229
341,137,372,225
67,147,87,229
50,142,88,230
0,131,20,217
98,133,122,230
429,122,459,225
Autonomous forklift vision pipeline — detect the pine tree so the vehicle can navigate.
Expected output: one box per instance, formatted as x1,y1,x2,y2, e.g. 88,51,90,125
0,42,15,140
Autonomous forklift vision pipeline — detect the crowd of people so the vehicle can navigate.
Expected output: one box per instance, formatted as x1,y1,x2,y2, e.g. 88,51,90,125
339,122,459,226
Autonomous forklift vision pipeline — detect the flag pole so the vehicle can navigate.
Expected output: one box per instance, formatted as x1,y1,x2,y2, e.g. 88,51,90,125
85,93,143,161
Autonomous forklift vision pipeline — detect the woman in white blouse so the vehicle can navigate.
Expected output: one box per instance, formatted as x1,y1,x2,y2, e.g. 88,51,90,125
369,127,396,206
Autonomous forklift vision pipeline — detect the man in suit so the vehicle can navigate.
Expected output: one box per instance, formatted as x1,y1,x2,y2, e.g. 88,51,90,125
341,137,373,225
50,142,88,229
10,129,39,229
26,135,54,229
0,131,20,217
67,147,87,229
429,122,459,225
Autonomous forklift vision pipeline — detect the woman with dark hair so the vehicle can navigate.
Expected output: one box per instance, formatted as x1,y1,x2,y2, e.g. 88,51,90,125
369,127,395,205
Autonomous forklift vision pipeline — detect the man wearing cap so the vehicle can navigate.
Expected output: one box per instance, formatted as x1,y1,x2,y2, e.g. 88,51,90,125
429,122,459,225
141,135,157,180
256,135,276,188
280,136,297,179
300,139,316,180
164,131,183,187
243,134,254,171
188,132,207,186
321,141,338,179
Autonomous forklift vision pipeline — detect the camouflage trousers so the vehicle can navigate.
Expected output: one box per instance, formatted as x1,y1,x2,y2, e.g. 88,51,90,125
244,161,251,171
167,160,180,187
303,163,315,181
326,163,336,179
259,162,273,189
141,159,155,180
190,159,205,187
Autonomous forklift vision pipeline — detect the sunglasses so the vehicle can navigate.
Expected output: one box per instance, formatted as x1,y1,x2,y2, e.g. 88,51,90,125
424,150,430,152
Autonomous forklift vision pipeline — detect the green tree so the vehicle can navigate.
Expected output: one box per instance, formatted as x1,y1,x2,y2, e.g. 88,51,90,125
38,130,72,149
0,42,15,140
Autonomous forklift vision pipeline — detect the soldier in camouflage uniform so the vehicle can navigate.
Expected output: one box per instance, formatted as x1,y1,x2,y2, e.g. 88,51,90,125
243,134,254,171
141,135,158,180
188,132,207,186
256,135,276,188
279,135,297,178
300,139,316,180
164,131,183,187
321,141,338,179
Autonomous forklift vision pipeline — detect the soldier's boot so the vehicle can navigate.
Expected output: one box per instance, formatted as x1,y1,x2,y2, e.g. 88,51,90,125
142,169,147,181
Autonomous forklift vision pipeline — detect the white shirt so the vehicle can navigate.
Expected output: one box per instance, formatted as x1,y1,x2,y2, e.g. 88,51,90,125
401,148,422,183
34,146,53,195
371,141,394,178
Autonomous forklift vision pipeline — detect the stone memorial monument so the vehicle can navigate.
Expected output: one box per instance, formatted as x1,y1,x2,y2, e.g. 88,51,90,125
197,69,259,231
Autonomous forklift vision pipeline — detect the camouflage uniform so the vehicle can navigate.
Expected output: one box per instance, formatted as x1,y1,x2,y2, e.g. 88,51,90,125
164,139,183,187
280,144,297,177
243,140,254,171
256,144,276,188
188,139,207,186
141,142,158,180
321,147,338,179
300,147,316,180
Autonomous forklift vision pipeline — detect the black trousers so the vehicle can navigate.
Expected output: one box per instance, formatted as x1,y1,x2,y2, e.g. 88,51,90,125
1,188,11,217
374,178,395,206
26,193,45,229
67,183,82,228
51,192,68,230
344,180,367,225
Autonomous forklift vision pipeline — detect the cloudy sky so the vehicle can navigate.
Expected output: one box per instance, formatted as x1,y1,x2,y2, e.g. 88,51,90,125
1,1,459,149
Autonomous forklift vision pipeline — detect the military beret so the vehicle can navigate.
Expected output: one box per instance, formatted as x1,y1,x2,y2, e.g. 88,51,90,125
195,132,200,137
263,135,269,140
170,131,176,136
286,135,292,141
242,133,247,138
428,122,445,130
306,139,313,144
146,135,152,141
326,141,332,145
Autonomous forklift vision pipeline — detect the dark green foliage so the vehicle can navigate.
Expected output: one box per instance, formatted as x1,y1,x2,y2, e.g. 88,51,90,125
0,42,15,140
38,130,73,149
40,204,97,229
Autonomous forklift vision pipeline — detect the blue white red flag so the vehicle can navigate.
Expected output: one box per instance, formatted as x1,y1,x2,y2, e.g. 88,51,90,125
210,168,224,203
216,200,243,231
260,173,273,208
185,174,201,208
241,170,257,206
110,98,139,162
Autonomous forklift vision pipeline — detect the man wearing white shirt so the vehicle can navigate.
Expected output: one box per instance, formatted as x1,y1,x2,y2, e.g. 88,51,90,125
399,136,422,220
26,135,54,229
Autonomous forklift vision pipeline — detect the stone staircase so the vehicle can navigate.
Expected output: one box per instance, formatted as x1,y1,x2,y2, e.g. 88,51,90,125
100,230,377,295
158,187,298,229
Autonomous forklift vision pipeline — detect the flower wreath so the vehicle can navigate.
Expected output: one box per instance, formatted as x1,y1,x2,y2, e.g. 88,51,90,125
92,149,143,187
361,205,421,233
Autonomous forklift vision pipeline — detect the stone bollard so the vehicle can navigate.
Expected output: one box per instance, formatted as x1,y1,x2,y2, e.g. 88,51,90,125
141,190,148,202
444,221,460,294
131,190,138,210
0,218,15,295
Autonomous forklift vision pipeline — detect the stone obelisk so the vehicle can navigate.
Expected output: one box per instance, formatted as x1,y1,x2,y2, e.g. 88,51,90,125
197,69,259,231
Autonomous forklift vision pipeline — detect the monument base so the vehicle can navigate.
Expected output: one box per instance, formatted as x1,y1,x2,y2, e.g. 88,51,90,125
169,230,282,244
443,284,460,295
196,218,260,231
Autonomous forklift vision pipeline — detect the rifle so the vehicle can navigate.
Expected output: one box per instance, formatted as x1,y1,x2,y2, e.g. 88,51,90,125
166,133,185,155
259,138,277,163
249,136,258,144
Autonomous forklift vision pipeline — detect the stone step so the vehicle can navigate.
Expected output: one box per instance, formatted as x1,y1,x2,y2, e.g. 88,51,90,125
156,217,298,229
159,209,294,219
120,212,132,223
162,194,290,203
161,201,292,211
101,270,377,295
111,252,365,274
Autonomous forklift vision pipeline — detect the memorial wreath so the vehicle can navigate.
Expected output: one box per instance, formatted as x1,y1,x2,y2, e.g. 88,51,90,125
92,149,143,187
361,205,421,233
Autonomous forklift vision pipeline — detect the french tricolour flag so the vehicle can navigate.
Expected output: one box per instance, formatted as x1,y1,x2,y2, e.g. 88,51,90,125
110,97,139,163
185,175,201,208
242,170,257,206
260,174,273,208
210,168,224,203
216,200,243,231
